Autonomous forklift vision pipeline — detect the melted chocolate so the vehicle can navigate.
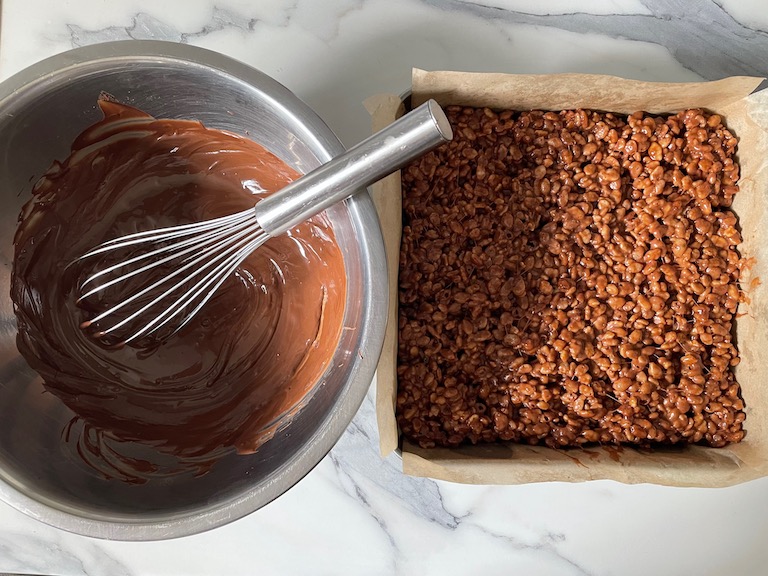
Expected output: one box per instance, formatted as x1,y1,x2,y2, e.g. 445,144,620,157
11,100,346,481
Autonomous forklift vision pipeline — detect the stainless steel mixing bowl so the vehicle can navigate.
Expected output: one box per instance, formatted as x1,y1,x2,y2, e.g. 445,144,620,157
0,40,387,540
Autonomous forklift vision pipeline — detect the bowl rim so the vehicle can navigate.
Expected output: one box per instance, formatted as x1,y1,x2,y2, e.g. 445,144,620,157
0,39,388,540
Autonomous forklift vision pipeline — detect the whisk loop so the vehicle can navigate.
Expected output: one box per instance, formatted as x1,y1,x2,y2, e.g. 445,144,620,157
75,99,453,345
78,208,268,344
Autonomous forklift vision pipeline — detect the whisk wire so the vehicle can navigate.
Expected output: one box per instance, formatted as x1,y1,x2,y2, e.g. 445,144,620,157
137,232,269,343
74,99,452,345
82,223,265,339
78,214,259,298
80,209,255,256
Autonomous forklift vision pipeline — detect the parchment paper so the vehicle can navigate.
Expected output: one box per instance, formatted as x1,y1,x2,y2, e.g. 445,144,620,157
369,69,768,487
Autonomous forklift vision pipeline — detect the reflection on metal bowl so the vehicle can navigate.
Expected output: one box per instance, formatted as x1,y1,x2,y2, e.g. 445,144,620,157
0,40,387,540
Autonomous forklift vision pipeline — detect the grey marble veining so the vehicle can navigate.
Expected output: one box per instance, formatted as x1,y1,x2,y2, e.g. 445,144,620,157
68,8,261,47
439,0,768,79
62,0,768,80
0,1,767,575
0,531,133,575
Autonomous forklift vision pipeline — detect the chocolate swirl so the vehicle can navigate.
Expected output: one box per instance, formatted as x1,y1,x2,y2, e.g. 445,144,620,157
11,99,346,481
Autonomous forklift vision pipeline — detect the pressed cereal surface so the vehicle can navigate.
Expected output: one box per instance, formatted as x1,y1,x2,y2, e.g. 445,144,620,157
397,106,746,450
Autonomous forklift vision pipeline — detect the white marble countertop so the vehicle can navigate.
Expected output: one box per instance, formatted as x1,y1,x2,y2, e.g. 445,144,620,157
1,1,768,574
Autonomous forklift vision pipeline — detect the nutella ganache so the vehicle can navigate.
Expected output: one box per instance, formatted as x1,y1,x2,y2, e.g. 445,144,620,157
11,99,346,480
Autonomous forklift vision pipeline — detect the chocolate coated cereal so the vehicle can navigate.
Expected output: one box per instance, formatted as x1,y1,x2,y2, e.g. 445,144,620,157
397,106,746,449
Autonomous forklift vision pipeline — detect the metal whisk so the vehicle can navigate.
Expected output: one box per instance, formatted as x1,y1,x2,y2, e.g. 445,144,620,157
77,99,453,344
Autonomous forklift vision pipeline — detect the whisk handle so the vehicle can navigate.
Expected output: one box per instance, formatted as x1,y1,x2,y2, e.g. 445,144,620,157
253,99,453,237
